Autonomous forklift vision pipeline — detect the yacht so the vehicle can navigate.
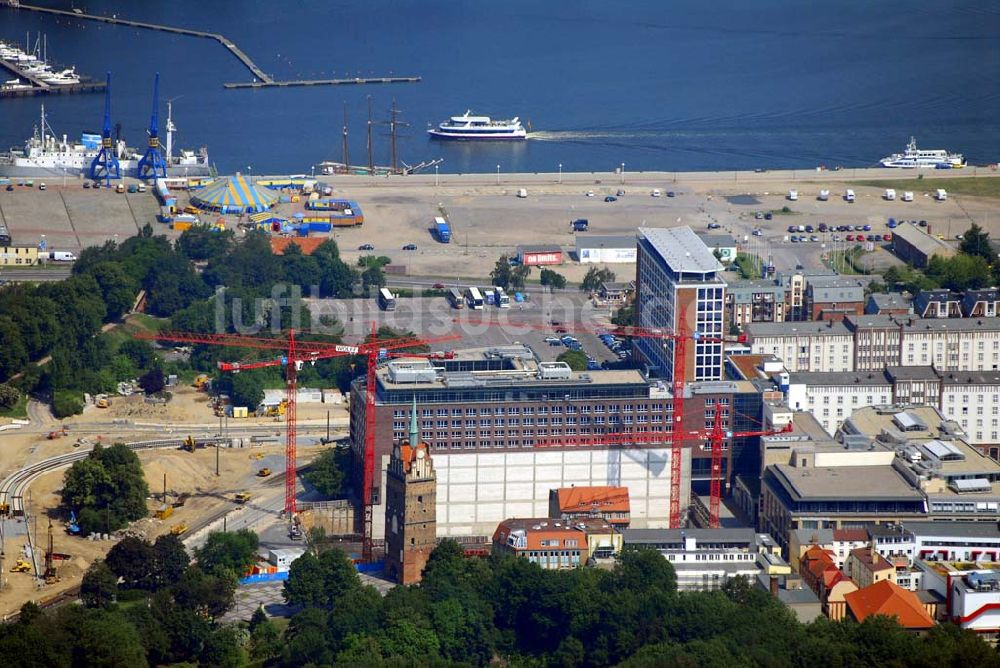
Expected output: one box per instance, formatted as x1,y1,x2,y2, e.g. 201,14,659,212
1,78,33,92
39,67,80,85
880,137,965,169
428,111,527,140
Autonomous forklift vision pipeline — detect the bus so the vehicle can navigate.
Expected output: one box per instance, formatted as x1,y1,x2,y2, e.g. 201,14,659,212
447,287,465,309
465,286,484,310
495,286,511,308
377,287,397,311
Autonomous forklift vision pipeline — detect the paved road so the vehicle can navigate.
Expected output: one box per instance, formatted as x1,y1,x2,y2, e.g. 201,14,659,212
0,267,72,282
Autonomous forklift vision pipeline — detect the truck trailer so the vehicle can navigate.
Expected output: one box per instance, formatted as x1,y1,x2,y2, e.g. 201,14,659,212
434,216,451,243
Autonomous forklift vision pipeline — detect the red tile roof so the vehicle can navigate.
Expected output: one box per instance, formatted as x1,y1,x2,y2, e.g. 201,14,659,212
833,528,869,542
556,486,630,518
844,580,934,629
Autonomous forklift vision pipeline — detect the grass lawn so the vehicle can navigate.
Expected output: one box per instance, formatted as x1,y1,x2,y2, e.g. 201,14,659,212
0,394,28,419
853,177,1000,199
824,247,870,275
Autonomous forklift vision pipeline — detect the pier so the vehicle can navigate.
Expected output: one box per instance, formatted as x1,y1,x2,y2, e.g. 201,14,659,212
224,76,422,90
8,3,420,90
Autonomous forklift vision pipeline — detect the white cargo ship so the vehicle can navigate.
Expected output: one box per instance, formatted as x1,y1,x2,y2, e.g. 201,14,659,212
880,137,965,169
0,104,210,178
428,111,527,140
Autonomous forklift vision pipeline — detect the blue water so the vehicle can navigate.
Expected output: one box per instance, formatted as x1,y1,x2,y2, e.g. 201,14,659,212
1,0,998,174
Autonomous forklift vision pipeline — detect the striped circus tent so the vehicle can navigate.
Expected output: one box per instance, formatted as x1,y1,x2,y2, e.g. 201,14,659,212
190,175,278,214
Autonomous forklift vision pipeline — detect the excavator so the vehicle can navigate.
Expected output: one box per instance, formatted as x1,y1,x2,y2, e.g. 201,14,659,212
10,559,31,573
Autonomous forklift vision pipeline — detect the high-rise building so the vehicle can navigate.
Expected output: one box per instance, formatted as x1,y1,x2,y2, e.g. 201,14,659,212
635,226,727,381
384,400,438,585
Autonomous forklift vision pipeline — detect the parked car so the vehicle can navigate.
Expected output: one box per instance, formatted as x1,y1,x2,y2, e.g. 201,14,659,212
707,222,721,230
616,189,626,197
810,235,819,242
402,243,418,250
432,282,445,289
604,195,618,202
585,191,595,197
358,243,374,250
846,234,855,241
666,191,676,197
883,234,892,241
863,224,872,231
919,220,928,227
764,212,773,220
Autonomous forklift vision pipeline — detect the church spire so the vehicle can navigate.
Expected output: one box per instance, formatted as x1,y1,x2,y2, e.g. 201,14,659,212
409,396,419,446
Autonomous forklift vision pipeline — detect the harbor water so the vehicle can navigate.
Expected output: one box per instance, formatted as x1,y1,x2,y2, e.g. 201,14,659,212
0,0,997,175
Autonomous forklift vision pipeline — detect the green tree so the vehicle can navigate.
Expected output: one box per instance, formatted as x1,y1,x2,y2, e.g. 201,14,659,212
491,255,513,289
61,457,113,510
199,626,248,668
510,264,531,290
194,530,259,578
230,372,264,410
0,383,21,409
51,390,84,418
138,368,165,395
151,534,190,590
80,561,118,608
557,349,589,371
88,262,139,320
540,268,568,289
960,223,995,264
612,303,635,327
304,447,347,497
581,266,615,292
178,227,235,261
615,547,677,594
249,616,282,662
172,566,238,618
68,608,149,667
105,536,155,590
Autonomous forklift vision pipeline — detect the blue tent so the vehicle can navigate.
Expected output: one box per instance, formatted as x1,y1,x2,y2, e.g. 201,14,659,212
190,175,278,214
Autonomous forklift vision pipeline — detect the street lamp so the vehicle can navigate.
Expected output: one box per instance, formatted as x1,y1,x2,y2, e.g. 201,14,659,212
496,164,500,186
247,165,252,184
620,162,625,185
310,165,315,178
435,164,439,187
558,163,562,184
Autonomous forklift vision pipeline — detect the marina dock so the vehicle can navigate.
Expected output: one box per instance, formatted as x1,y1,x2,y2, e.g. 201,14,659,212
0,56,105,98
8,3,420,90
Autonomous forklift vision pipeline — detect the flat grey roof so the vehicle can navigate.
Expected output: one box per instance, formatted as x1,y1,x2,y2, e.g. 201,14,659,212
639,226,723,274
940,371,1000,386
845,314,1000,334
868,293,912,307
696,233,738,247
902,521,1000,539
623,527,759,545
747,321,852,337
575,234,637,249
885,366,940,381
788,371,890,386
893,223,958,257
769,464,924,502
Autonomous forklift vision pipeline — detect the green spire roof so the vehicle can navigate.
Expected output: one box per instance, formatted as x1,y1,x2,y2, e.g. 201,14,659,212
409,396,419,445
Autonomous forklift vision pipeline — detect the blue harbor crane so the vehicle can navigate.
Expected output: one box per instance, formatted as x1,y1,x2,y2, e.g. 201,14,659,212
88,71,120,186
137,72,167,181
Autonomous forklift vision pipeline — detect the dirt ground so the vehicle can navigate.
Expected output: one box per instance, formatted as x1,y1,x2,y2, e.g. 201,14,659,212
0,440,326,618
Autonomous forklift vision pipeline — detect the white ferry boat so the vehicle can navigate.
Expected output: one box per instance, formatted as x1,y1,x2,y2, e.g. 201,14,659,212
0,104,211,178
428,111,527,140
880,137,965,169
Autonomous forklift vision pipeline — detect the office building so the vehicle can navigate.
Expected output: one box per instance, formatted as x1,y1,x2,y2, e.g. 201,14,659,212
622,528,789,591
492,517,622,569
746,321,855,373
349,346,696,538
635,226,726,381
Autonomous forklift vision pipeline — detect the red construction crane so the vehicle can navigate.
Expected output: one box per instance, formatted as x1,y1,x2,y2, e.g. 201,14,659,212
136,326,459,561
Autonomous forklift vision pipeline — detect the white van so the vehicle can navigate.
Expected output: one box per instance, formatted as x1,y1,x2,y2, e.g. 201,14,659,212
516,188,528,198
787,189,798,201
818,189,830,201
884,188,896,201
651,189,661,198
902,191,914,202
844,189,856,203
935,189,948,201
50,251,77,262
